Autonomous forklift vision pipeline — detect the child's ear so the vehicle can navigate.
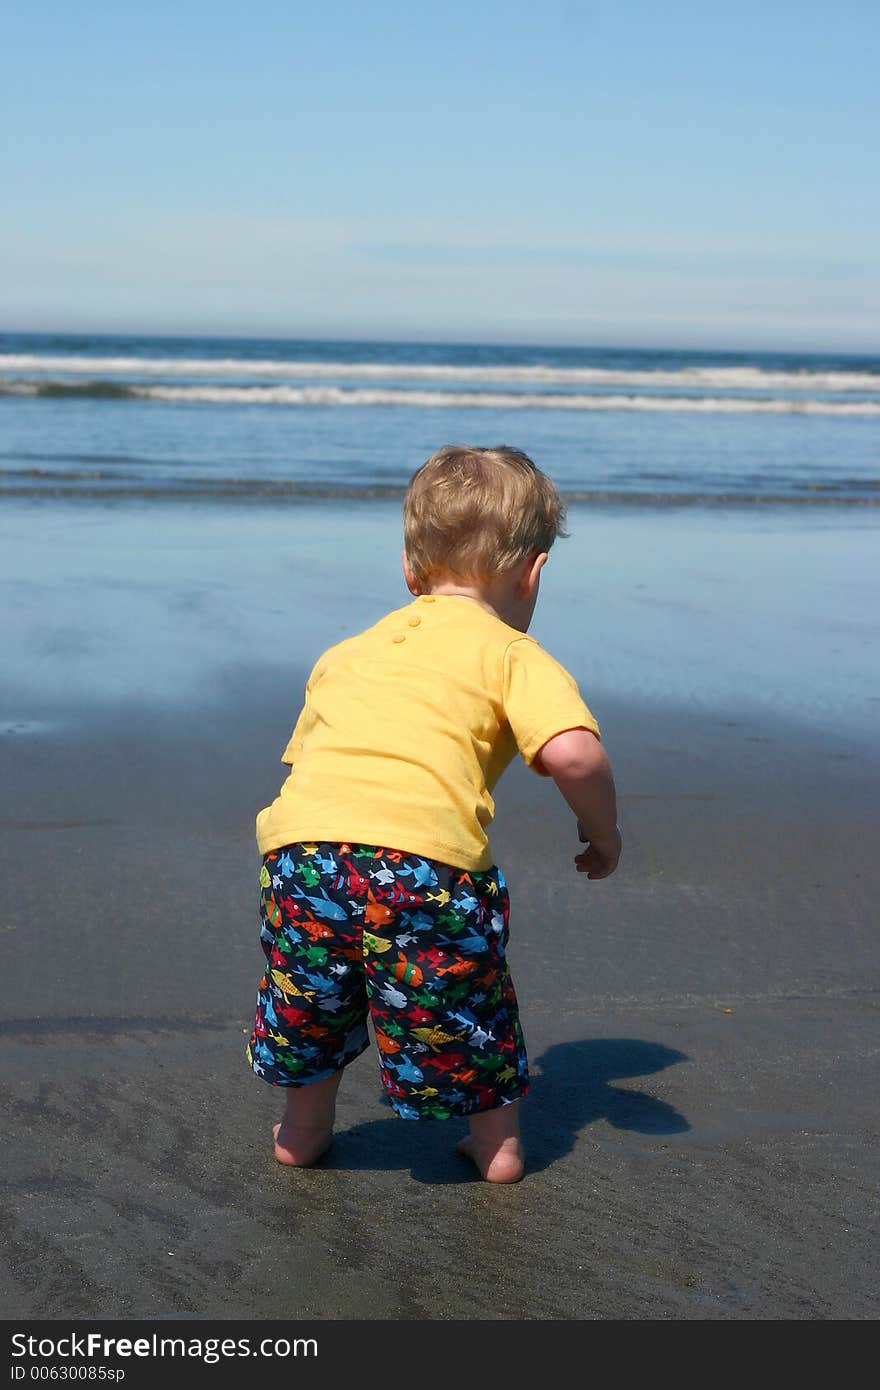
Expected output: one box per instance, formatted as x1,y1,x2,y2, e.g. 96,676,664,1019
402,550,421,595
521,551,548,597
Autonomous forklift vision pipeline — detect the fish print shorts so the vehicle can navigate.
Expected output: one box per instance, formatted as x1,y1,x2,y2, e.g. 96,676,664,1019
247,842,529,1119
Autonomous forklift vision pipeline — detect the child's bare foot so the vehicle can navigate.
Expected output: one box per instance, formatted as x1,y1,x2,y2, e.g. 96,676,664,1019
272,1121,333,1166
456,1133,525,1183
272,1071,341,1167
456,1099,525,1183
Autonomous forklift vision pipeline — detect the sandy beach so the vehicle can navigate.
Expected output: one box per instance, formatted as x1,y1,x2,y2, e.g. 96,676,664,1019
1,496,878,1320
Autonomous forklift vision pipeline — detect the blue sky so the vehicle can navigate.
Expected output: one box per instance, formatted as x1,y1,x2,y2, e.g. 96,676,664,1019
2,1,878,348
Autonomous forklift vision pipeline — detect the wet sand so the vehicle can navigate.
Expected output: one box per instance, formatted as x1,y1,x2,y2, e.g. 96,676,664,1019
1,498,879,1319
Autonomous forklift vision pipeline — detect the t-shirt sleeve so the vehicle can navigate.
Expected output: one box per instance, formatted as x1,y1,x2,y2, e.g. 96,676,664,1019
502,638,600,776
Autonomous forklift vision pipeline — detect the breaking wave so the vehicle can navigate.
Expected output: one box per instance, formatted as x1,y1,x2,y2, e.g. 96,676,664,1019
1,352,879,393
2,379,880,415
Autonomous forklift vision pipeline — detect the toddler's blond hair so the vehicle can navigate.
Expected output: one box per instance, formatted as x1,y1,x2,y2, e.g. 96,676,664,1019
404,445,566,586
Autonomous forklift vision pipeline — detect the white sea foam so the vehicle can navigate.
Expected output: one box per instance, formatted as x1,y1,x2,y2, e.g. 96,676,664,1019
96,384,880,414
1,353,879,394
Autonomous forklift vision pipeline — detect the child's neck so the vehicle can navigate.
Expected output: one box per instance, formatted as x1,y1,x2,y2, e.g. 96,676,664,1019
425,579,534,633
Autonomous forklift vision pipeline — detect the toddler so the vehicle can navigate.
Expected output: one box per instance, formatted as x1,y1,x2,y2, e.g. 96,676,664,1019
247,445,620,1182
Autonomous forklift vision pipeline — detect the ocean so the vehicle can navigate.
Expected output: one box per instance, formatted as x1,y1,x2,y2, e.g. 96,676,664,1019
1,331,878,502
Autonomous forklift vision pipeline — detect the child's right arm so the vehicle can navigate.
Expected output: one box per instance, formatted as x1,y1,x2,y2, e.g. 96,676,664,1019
534,728,622,880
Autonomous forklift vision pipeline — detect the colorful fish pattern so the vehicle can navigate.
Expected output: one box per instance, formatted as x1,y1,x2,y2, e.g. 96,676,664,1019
247,842,528,1118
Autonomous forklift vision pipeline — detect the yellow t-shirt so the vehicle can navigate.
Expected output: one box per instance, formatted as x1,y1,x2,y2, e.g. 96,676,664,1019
255,593,600,871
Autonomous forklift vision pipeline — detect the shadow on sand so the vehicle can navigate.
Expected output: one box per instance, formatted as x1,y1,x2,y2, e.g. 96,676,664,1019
328,1038,690,1184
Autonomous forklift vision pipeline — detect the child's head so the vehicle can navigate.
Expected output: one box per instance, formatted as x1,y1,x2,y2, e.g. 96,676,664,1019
403,445,567,591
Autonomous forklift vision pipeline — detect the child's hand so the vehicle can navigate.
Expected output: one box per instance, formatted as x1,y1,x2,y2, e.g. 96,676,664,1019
574,822,622,879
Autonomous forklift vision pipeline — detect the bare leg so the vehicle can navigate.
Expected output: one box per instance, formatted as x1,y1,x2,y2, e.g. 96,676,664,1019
456,1099,525,1183
272,1071,342,1166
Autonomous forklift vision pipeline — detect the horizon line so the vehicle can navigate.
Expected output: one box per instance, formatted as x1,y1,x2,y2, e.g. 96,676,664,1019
1,325,878,360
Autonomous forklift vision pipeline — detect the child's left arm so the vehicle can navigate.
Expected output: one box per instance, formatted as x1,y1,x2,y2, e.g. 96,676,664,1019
502,638,619,877
534,728,621,880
